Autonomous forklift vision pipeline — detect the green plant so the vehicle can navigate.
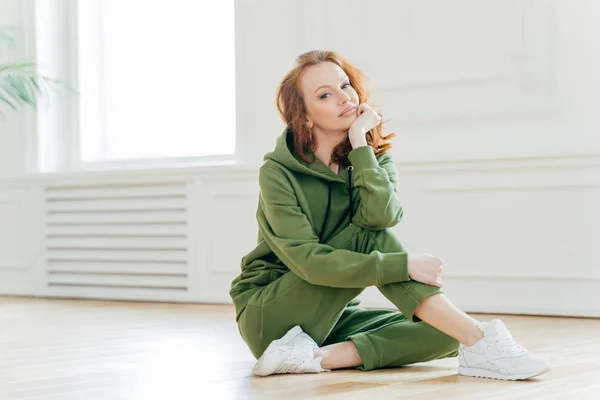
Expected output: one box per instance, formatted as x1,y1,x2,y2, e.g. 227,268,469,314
0,28,55,115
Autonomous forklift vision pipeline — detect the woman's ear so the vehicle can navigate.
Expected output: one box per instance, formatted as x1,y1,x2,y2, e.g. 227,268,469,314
306,119,313,130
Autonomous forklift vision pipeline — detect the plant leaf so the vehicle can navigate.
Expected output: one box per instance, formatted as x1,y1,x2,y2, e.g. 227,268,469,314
0,62,55,110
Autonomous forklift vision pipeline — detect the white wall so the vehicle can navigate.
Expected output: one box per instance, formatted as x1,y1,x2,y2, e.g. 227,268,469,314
235,0,599,163
234,0,600,316
0,0,599,316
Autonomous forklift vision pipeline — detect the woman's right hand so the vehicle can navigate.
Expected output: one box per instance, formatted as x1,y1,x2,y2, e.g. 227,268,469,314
348,103,381,149
407,254,445,288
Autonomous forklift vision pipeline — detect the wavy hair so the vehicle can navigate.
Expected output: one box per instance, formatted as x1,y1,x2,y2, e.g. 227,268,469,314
276,50,395,167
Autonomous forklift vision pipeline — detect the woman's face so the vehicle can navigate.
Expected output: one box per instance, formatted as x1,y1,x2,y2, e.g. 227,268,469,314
299,61,360,133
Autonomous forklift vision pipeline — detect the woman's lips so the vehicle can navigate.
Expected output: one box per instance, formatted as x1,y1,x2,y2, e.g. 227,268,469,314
339,106,357,117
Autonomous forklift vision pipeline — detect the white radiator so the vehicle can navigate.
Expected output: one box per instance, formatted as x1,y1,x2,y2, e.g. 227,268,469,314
42,182,192,301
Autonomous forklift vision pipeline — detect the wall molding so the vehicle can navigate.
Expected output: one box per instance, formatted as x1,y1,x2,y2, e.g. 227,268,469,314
2,150,599,186
360,275,600,318
398,153,600,175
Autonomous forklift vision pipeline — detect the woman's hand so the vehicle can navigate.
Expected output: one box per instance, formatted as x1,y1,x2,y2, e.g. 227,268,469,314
348,103,381,149
407,254,445,288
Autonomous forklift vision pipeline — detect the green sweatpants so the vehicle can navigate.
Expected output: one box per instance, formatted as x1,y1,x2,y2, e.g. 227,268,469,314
236,229,459,371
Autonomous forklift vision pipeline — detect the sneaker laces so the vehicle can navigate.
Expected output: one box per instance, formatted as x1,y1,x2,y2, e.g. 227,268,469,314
489,331,528,356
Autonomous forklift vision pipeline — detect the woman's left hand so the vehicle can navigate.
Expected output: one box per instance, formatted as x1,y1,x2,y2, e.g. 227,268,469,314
348,103,381,148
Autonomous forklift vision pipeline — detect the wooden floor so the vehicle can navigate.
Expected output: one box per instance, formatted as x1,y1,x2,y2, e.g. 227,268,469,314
1,298,599,400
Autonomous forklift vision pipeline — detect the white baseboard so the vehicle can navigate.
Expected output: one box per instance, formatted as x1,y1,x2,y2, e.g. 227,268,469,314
4,273,599,319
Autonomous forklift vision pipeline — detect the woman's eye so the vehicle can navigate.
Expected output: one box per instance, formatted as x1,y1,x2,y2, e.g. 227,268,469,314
319,83,350,99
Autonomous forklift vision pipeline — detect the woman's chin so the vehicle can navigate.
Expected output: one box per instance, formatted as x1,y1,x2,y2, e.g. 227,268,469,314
336,119,356,131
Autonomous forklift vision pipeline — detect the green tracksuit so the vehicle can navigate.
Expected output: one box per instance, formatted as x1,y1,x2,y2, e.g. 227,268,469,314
229,129,458,370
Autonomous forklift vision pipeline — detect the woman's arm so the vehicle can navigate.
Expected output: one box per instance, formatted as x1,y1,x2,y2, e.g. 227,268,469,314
258,165,409,288
348,146,403,230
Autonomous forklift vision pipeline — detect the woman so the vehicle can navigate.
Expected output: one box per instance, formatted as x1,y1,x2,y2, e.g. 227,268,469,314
229,50,548,380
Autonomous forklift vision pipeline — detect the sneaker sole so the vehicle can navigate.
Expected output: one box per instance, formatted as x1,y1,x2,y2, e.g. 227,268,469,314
458,365,550,381
252,325,303,376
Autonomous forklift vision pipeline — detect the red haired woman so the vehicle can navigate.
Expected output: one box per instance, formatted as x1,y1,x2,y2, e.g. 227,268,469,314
230,50,548,381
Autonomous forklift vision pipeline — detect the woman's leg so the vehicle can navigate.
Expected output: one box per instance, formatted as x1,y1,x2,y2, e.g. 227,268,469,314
318,306,459,370
372,228,483,345
245,223,478,368
314,294,486,370
414,293,483,346
237,269,362,359
314,341,362,370
316,229,548,378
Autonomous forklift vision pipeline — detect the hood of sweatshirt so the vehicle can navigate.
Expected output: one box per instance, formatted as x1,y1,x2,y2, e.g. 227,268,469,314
262,128,347,184
262,127,355,241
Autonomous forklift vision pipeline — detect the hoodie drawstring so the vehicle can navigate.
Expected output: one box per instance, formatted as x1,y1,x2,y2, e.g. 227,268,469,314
319,182,333,239
348,166,353,225
318,166,354,239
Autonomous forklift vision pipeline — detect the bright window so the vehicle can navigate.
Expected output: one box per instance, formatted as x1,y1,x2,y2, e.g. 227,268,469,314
77,1,235,163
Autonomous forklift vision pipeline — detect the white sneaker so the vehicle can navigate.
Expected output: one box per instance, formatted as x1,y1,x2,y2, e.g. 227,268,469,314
252,325,329,377
458,319,549,380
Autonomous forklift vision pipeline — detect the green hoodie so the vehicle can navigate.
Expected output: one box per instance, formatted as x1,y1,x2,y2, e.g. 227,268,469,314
229,128,411,318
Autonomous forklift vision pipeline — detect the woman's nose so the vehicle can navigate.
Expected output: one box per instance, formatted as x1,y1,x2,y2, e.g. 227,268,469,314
339,90,350,103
